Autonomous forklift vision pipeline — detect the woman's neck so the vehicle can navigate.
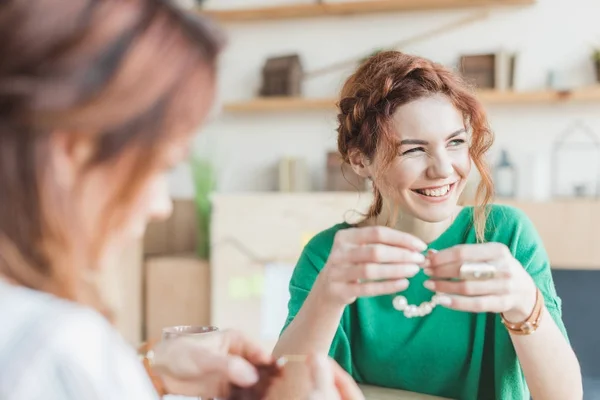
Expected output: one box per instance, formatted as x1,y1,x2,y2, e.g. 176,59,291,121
372,202,463,244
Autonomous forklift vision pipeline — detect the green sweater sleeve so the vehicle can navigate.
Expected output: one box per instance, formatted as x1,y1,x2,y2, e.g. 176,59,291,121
280,227,355,375
489,206,569,399
502,207,566,336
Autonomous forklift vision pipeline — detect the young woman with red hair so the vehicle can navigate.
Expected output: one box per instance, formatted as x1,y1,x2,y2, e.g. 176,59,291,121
274,51,582,399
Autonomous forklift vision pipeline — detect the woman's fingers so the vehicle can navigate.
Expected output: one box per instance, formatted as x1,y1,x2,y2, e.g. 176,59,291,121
330,359,365,400
424,278,514,296
432,294,511,313
307,355,365,400
350,279,409,297
331,263,420,282
335,226,427,251
424,260,510,280
339,244,425,264
427,243,509,266
308,354,335,397
220,330,273,365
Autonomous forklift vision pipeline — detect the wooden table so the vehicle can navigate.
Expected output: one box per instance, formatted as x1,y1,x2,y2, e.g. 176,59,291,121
165,386,450,400
361,385,451,400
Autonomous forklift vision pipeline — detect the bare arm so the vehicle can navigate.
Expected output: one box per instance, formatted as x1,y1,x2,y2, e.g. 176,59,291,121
509,306,582,400
273,278,345,358
273,226,427,359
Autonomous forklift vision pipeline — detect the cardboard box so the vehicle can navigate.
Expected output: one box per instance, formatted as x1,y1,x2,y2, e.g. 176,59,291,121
144,255,211,340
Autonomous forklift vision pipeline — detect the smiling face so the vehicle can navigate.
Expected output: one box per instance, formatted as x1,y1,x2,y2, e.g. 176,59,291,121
355,93,472,223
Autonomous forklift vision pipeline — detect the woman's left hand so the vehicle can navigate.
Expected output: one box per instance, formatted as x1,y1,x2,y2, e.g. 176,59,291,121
423,243,538,322
152,330,272,397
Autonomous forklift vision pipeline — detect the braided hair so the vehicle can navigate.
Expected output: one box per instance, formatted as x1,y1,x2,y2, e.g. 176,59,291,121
336,51,494,242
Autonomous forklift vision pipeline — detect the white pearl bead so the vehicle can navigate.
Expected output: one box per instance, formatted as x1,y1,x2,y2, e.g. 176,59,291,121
404,305,417,318
392,295,408,311
422,303,433,314
393,296,438,318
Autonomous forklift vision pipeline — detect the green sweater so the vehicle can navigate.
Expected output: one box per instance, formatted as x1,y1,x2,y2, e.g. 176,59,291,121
281,205,567,400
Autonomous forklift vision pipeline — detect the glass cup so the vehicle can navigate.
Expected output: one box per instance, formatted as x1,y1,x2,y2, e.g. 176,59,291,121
161,325,219,400
162,325,219,340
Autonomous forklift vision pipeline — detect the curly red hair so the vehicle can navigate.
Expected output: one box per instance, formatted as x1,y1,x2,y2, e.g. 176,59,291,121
336,51,494,242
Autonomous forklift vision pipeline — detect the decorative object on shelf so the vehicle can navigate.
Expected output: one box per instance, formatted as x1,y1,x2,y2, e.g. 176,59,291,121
593,49,600,83
459,54,496,89
173,0,205,9
459,51,516,90
326,151,367,192
496,51,517,90
546,69,574,92
493,149,518,198
550,120,600,198
259,54,303,97
278,156,311,192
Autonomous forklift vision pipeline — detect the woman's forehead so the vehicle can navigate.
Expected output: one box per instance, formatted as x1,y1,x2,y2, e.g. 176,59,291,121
392,94,464,141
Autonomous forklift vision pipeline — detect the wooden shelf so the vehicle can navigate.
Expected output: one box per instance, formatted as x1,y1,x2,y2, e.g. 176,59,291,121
225,97,334,112
200,0,536,22
223,87,600,112
478,87,600,104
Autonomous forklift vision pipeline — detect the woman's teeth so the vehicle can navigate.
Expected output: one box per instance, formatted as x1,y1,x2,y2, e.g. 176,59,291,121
415,184,450,197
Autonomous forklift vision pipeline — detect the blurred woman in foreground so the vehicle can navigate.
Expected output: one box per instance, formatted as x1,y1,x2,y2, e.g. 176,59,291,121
0,1,363,399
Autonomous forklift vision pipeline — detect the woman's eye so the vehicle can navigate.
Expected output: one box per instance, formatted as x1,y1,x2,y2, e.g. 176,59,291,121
449,139,466,146
401,147,425,156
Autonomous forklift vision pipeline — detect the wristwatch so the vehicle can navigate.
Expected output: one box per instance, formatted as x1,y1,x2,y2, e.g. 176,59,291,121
501,286,544,335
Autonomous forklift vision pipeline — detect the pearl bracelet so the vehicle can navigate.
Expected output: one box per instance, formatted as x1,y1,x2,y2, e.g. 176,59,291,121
392,293,444,318
391,248,443,318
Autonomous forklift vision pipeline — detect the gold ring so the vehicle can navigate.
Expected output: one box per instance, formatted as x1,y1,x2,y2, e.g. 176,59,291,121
459,262,497,280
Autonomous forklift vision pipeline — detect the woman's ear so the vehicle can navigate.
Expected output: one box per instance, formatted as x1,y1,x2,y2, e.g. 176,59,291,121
348,149,372,179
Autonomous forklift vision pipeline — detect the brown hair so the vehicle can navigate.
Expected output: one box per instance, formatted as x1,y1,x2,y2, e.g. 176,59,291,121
0,0,225,313
336,51,494,242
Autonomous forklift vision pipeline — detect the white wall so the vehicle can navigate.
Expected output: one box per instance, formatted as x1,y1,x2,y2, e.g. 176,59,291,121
169,0,600,200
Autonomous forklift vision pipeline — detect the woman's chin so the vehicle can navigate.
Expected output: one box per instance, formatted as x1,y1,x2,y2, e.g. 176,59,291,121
408,197,461,223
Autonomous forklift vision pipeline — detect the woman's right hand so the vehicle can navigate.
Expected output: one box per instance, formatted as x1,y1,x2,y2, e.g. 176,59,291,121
316,226,427,307
307,354,365,400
